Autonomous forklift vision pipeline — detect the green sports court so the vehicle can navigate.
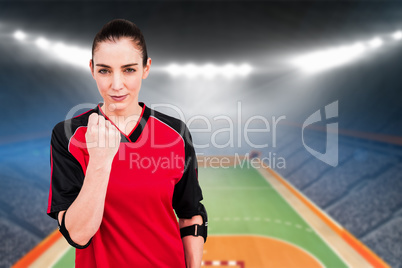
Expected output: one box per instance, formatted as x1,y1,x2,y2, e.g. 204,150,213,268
13,156,387,268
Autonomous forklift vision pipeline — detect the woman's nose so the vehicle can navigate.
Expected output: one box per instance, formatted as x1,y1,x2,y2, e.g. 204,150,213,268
112,72,124,90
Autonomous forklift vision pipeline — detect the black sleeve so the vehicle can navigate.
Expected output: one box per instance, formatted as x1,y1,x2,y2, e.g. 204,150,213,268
47,122,85,220
172,125,205,219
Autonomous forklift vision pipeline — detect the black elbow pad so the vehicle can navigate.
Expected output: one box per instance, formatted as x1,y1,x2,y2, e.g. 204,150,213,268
180,203,208,243
58,210,92,249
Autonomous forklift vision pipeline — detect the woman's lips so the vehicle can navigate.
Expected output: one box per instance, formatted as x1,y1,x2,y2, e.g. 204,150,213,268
110,95,128,101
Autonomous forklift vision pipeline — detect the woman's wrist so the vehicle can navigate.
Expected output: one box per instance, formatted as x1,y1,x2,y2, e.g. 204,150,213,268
87,157,113,172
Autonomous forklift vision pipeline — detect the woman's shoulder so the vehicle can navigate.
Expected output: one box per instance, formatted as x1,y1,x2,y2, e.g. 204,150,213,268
147,105,189,138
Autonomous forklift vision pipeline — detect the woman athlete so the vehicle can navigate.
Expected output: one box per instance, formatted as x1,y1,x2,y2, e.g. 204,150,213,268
47,19,207,268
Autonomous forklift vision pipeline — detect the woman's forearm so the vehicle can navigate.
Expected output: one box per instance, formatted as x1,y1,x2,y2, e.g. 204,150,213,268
179,215,204,268
182,236,204,268
58,159,112,246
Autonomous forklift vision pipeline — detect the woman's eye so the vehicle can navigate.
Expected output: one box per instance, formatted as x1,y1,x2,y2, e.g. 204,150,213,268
98,69,109,74
125,68,136,73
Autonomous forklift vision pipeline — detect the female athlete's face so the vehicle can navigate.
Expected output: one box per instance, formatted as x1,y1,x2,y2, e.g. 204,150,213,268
90,37,151,115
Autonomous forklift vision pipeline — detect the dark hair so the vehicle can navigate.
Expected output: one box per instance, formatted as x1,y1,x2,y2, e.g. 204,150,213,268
92,19,148,67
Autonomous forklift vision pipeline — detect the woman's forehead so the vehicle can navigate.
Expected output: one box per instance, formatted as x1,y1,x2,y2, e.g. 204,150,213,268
94,38,142,62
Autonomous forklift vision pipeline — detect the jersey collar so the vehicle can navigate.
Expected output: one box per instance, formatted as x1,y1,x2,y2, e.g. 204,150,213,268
94,102,151,143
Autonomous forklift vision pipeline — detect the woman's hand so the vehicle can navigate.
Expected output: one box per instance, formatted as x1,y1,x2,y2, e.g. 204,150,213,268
86,113,121,163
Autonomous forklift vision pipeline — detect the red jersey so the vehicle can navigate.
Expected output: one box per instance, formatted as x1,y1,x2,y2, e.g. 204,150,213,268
47,102,204,267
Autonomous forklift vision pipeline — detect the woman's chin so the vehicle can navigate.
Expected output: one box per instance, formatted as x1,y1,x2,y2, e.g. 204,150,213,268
104,102,127,113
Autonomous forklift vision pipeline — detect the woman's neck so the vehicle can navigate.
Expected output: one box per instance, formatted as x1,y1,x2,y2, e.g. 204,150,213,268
101,102,142,118
100,102,143,136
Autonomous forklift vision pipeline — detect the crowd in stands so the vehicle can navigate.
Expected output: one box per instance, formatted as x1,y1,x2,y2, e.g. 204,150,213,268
265,128,402,267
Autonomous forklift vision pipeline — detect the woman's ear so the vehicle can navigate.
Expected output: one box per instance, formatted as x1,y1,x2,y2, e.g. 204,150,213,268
142,57,152,79
89,59,95,78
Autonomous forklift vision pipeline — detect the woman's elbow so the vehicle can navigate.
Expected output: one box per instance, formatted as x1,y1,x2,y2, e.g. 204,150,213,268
59,211,95,248
179,215,203,228
69,230,93,247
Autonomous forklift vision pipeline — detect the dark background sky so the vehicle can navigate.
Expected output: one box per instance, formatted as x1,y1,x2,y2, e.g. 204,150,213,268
3,1,402,64
1,1,402,146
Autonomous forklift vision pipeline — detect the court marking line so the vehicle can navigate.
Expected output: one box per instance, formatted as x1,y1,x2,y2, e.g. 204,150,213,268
12,229,62,268
202,187,272,190
255,158,388,267
255,163,351,266
212,216,315,233
28,234,71,268
49,244,72,268
202,260,245,268
207,234,325,268
263,164,389,267
49,233,326,268
204,158,345,266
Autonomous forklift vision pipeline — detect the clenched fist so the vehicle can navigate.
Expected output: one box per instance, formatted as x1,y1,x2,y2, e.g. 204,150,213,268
85,113,121,163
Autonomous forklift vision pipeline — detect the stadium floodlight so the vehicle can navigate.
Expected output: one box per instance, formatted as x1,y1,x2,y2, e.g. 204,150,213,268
13,28,254,77
13,30,26,41
203,63,218,79
185,63,199,78
51,42,90,69
239,63,253,76
163,63,253,79
291,43,366,74
35,37,50,49
368,37,383,48
222,63,236,79
392,31,402,40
